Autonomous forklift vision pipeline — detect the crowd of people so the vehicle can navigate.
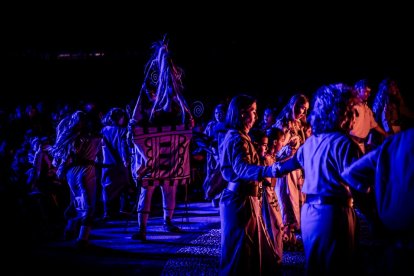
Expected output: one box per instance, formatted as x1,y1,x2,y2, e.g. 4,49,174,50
1,35,413,275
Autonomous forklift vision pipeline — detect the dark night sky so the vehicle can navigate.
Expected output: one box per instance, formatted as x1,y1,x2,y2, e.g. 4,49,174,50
4,4,412,118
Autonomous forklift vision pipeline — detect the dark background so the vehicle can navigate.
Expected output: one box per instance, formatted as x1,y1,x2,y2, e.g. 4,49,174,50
4,4,412,120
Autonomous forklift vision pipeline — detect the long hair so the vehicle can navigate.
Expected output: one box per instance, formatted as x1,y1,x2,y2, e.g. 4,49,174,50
275,94,309,128
309,84,355,135
372,78,401,125
132,35,191,124
225,94,257,131
102,107,127,127
49,110,87,166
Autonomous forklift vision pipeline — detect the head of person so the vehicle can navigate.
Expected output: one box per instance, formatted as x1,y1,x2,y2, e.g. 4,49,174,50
102,107,128,127
249,128,268,157
353,79,372,102
226,94,258,133
309,83,356,135
277,94,309,124
266,127,286,153
291,94,310,122
214,103,227,123
386,79,400,97
71,109,102,136
263,107,276,127
69,110,88,132
376,78,401,100
372,78,402,122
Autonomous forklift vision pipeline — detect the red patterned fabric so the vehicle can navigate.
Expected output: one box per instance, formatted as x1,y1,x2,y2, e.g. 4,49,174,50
132,124,192,187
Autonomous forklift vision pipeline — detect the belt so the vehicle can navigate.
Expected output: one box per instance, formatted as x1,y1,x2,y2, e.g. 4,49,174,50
305,194,353,207
227,182,260,197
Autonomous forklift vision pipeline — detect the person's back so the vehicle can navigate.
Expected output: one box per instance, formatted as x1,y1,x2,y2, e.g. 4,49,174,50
342,127,414,273
50,110,102,248
274,84,365,275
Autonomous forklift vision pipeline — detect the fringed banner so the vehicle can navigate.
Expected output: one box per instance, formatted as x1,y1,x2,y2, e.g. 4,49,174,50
132,124,192,186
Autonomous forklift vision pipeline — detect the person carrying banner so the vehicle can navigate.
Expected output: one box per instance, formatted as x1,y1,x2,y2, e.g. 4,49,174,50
129,35,194,241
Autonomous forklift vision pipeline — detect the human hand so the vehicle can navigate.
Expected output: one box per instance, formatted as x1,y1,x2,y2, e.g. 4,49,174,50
289,136,300,149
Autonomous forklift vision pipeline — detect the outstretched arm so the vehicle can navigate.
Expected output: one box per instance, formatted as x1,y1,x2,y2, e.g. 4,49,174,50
272,153,302,177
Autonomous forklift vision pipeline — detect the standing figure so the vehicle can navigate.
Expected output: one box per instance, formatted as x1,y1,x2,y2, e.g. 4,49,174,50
26,136,68,233
273,84,366,275
219,94,281,276
250,128,285,265
202,103,227,207
342,127,414,274
273,94,309,246
101,107,133,220
129,36,194,241
349,79,387,154
49,110,102,248
371,78,414,149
